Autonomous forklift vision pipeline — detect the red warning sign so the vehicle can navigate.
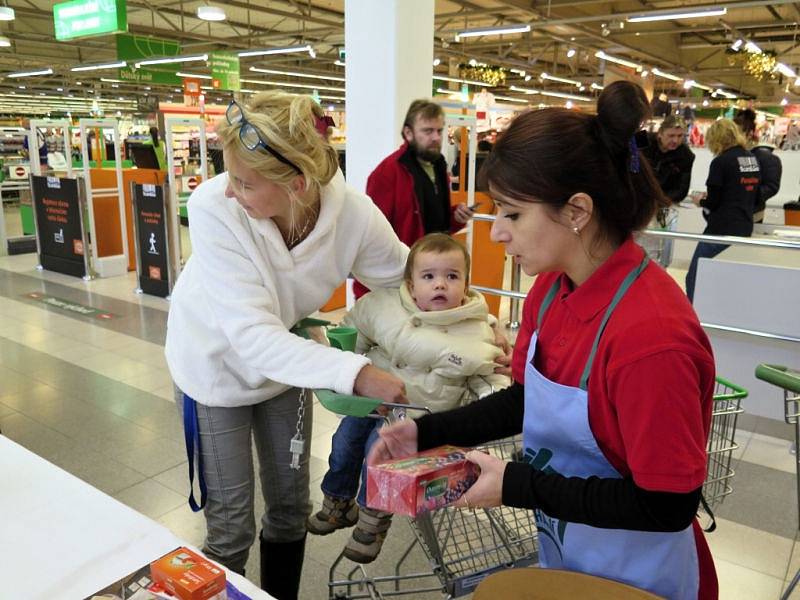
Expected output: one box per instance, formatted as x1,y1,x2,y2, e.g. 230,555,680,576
187,177,198,191
14,166,25,177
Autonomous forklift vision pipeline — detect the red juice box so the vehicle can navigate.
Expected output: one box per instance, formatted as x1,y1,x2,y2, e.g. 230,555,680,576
150,547,226,600
366,445,479,517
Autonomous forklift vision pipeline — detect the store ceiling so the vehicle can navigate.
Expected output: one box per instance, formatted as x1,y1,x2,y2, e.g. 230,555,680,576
0,0,797,116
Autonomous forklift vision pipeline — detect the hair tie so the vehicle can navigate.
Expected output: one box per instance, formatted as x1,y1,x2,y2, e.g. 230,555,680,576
628,136,640,174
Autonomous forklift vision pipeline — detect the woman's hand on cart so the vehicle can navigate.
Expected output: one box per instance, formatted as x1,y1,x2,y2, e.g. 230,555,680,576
367,419,419,464
455,450,505,510
354,365,408,414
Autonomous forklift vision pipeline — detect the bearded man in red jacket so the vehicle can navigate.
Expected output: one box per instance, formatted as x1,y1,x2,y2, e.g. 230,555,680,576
355,99,474,297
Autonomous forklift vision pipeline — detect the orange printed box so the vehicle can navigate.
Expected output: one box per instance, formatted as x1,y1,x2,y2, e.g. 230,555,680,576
366,445,478,517
150,547,226,600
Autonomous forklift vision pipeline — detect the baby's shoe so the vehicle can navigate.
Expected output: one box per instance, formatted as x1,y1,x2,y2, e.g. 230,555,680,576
306,495,359,535
342,507,393,563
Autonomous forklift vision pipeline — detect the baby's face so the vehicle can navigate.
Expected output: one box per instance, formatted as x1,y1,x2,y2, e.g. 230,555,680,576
408,250,467,312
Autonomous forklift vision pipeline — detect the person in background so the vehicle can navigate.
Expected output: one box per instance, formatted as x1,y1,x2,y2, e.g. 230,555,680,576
640,114,695,267
165,90,411,600
148,126,167,170
369,81,719,600
306,233,510,563
686,119,760,302
733,109,782,223
356,99,476,298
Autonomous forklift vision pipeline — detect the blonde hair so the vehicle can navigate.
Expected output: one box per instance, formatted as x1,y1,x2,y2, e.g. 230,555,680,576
403,233,471,287
216,90,339,196
706,119,747,156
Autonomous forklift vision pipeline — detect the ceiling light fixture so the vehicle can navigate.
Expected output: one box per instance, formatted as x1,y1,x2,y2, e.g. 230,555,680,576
433,58,441,66
594,51,641,70
715,89,737,98
334,60,345,67
651,67,682,81
237,45,313,58
510,85,591,101
249,67,345,82
6,68,54,78
135,54,208,68
744,41,762,54
781,97,789,106
591,83,604,90
197,5,226,21
71,61,127,72
627,6,727,23
540,72,582,86
0,35,10,48
567,49,576,58
0,7,14,20
776,63,797,79
455,23,531,41
239,78,343,92
176,72,213,79
493,95,529,104
731,39,743,51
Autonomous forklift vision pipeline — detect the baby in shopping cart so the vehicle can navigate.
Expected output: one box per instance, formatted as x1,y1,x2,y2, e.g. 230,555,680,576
307,233,511,563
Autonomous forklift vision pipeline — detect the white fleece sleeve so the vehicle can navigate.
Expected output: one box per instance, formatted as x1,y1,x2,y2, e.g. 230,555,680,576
350,202,409,291
190,201,370,394
341,294,379,355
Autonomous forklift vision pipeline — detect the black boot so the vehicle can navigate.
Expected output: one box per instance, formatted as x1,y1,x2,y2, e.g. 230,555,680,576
260,533,306,600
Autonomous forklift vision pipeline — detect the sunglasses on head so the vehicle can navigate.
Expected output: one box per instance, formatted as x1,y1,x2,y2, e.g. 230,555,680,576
226,100,303,175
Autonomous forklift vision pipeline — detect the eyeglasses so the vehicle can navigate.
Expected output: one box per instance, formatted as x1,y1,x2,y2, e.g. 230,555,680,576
226,100,302,174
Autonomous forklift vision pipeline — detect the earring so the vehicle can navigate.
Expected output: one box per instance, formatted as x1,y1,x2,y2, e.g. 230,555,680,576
573,226,580,236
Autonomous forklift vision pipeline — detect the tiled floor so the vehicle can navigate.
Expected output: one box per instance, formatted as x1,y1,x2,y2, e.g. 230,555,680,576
0,245,798,599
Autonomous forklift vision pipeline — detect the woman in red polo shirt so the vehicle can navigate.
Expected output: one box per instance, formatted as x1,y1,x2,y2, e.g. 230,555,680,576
368,81,717,600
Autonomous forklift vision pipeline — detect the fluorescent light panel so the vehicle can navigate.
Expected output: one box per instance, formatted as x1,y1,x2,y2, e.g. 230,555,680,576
197,6,226,21
627,7,726,22
776,63,797,78
455,23,531,40
651,67,682,81
249,67,345,82
237,45,312,58
135,54,208,67
6,68,53,78
70,61,126,72
493,95,529,104
239,78,343,92
540,72,581,86
595,51,641,70
176,72,213,79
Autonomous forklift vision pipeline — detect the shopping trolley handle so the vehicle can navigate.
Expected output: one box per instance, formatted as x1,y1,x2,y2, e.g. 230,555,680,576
314,389,431,419
755,364,800,394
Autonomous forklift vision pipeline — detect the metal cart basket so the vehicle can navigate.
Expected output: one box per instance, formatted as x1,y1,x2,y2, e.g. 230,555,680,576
755,364,800,600
316,390,538,599
703,376,748,510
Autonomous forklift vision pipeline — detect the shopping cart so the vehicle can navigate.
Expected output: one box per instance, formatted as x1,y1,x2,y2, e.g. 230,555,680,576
315,390,538,600
754,364,800,600
703,376,748,511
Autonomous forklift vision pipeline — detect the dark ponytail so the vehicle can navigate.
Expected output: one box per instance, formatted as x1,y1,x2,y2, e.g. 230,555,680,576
481,80,668,245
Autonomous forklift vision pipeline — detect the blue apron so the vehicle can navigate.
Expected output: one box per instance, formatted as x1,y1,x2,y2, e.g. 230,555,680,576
523,256,700,599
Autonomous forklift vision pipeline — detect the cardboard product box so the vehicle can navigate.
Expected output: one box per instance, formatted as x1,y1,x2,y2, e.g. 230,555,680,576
366,445,479,517
150,547,226,600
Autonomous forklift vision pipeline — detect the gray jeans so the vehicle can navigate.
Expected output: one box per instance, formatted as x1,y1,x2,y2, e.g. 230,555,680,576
176,386,313,574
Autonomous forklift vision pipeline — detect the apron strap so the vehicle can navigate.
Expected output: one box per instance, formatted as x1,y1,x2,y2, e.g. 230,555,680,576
579,255,650,391
537,276,563,331
182,393,207,512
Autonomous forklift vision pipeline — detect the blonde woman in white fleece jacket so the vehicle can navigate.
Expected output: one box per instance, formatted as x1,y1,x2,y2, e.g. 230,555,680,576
164,91,410,600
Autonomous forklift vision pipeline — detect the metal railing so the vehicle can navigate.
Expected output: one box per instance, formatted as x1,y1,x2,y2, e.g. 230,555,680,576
469,212,800,342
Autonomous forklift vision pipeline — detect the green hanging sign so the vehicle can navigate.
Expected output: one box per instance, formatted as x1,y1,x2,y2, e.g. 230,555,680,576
54,0,127,41
116,33,183,86
210,51,240,92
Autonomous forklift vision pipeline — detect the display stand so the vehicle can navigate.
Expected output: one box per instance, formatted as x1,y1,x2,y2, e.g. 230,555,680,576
165,116,208,275
131,182,174,298
446,110,506,318
30,174,93,279
79,118,128,278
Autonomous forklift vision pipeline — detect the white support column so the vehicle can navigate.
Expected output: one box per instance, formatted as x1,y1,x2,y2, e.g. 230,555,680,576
345,0,435,193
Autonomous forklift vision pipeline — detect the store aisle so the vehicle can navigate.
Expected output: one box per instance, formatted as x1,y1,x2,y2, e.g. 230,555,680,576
0,251,797,599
